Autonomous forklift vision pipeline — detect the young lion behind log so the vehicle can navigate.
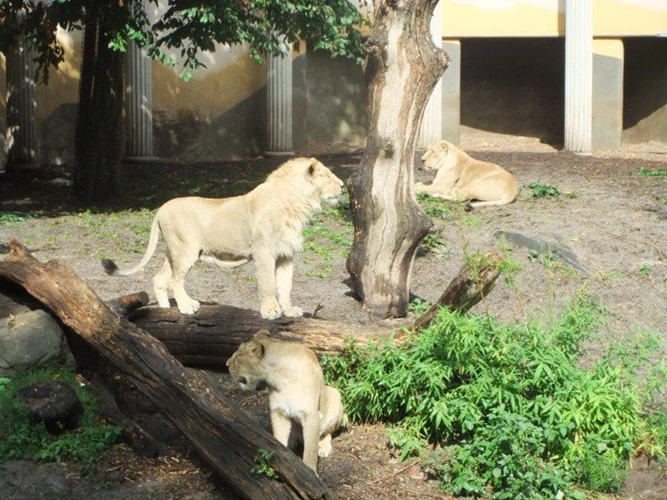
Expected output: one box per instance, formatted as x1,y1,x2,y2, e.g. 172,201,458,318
415,140,519,207
226,330,346,474
102,157,343,319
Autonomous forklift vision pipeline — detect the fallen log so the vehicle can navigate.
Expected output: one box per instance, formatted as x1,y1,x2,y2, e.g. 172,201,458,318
0,241,327,499
129,305,394,365
125,253,502,364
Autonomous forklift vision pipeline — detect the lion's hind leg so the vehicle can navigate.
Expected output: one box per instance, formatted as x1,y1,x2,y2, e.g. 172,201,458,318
153,258,173,308
318,386,345,458
168,248,201,315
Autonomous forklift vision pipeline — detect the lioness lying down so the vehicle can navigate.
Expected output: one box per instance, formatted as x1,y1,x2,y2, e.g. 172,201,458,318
415,140,519,207
102,157,343,319
226,331,346,473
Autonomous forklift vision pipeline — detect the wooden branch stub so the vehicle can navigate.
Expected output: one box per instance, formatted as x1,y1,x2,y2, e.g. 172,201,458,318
410,252,503,332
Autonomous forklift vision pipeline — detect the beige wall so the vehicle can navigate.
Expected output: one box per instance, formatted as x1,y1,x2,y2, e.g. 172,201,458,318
441,0,667,37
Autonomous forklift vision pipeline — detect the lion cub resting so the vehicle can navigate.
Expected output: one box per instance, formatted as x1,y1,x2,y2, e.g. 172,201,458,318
226,331,346,473
416,140,519,207
102,157,343,319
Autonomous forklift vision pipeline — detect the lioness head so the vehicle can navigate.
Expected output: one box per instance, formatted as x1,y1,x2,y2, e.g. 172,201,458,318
421,140,451,170
226,330,272,391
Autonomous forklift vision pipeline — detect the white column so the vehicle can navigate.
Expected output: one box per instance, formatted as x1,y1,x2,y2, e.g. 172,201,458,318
125,23,153,157
418,2,443,149
564,0,593,153
6,39,37,167
265,38,294,156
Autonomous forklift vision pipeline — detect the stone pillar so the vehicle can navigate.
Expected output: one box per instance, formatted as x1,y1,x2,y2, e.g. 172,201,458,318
125,26,153,157
6,39,37,168
265,38,294,156
592,39,624,150
564,0,593,153
418,2,443,149
442,40,461,146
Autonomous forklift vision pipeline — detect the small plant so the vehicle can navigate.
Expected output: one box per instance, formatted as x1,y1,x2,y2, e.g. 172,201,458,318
637,168,667,178
417,232,448,257
528,182,562,198
251,449,280,480
408,297,431,315
636,264,652,277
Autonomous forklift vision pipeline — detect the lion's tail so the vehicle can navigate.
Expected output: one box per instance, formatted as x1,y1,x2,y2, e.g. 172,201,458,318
102,216,161,277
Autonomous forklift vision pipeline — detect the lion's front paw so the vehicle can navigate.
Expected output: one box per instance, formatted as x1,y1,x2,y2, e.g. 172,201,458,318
318,435,333,458
282,306,303,318
177,298,200,315
261,304,283,320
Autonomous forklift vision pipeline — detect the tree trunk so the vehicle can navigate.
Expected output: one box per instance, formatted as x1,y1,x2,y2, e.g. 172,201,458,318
0,241,328,499
347,0,449,318
73,6,124,204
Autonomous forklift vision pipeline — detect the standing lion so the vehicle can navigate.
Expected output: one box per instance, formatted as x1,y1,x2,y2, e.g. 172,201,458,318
415,140,519,207
102,157,343,319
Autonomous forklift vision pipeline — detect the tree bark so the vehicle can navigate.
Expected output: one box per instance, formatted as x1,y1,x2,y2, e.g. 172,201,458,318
74,5,124,204
0,241,327,499
347,0,449,318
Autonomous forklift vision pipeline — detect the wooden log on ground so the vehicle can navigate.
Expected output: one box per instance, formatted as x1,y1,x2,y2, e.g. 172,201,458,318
0,241,328,499
129,305,394,365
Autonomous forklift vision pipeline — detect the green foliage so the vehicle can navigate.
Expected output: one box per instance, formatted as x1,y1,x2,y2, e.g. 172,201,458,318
3,0,368,83
323,294,663,497
251,449,280,480
0,212,40,225
408,297,431,315
0,367,121,472
636,168,667,178
417,231,449,257
527,182,562,198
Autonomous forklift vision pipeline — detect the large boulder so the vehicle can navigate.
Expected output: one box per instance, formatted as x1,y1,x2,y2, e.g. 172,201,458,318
0,309,75,376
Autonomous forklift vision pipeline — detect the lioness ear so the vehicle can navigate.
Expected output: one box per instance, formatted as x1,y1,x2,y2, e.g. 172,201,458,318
307,158,320,176
248,339,265,358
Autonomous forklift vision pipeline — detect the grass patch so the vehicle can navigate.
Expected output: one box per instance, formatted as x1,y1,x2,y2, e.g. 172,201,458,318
0,367,121,472
0,212,41,225
637,168,667,178
322,294,667,498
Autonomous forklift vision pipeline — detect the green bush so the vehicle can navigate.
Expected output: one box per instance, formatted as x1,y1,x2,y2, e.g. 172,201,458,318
0,367,121,472
323,294,665,498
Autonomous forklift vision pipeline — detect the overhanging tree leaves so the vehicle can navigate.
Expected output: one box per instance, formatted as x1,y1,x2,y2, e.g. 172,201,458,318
0,0,367,203
347,0,449,318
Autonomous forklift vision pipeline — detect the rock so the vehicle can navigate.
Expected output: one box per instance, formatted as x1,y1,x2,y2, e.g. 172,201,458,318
0,309,76,376
18,380,83,434
494,230,592,274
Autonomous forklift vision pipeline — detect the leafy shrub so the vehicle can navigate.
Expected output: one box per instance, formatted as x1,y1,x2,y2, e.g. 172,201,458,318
323,294,664,498
527,182,562,198
0,367,121,472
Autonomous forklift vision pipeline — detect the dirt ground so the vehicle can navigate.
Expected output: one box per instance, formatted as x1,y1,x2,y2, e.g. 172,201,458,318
1,129,667,499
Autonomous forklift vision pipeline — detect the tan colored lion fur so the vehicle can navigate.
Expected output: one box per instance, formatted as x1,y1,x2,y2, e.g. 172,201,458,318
102,158,343,319
415,140,519,207
226,331,346,473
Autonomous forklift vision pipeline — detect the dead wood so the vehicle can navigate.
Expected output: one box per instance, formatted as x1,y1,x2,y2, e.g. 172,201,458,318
409,252,503,333
0,240,328,500
128,305,394,365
